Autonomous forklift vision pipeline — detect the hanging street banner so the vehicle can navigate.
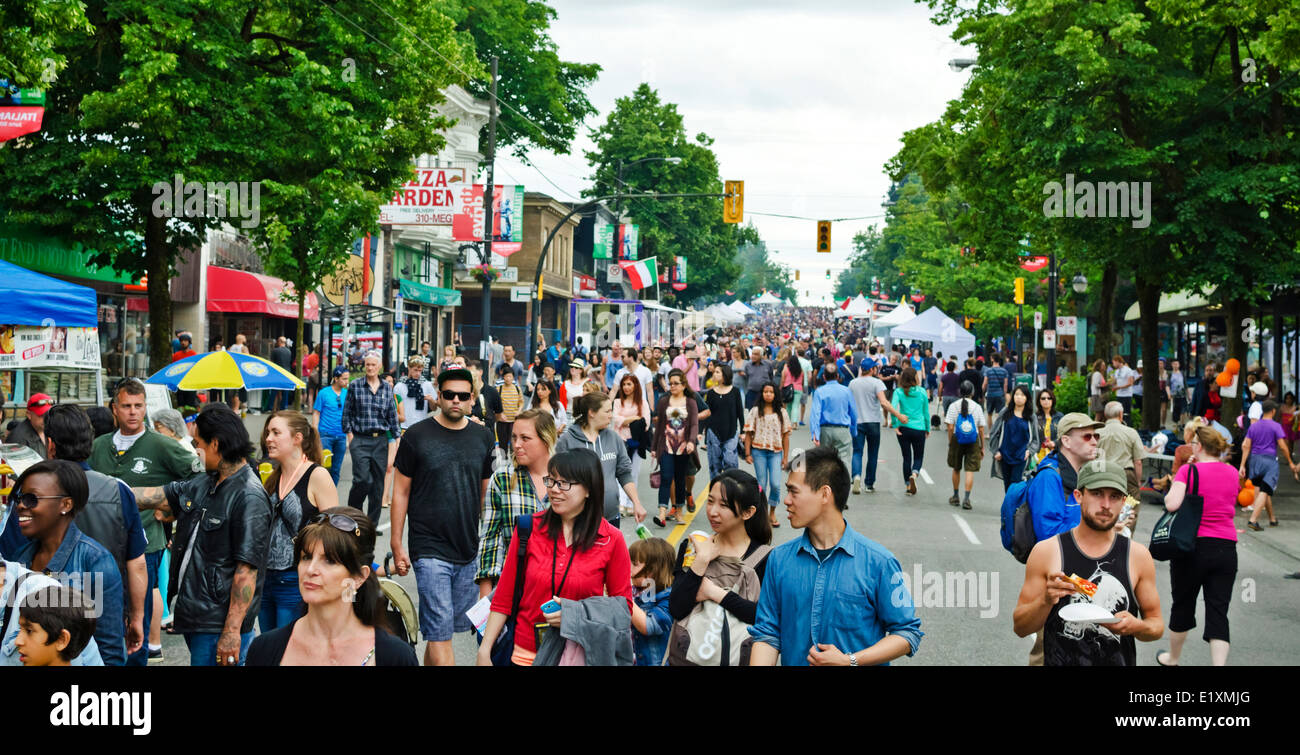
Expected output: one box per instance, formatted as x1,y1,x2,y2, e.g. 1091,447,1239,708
0,324,101,370
618,258,657,289
378,167,466,225
0,85,46,143
617,224,639,260
452,184,524,254
593,223,615,260
673,255,687,284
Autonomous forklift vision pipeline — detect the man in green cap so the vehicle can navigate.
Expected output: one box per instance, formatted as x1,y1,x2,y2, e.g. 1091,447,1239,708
1014,459,1163,666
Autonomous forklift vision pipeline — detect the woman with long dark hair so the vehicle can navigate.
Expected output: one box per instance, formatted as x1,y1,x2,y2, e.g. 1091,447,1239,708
743,382,790,528
989,384,1041,491
529,379,569,433
890,366,931,495
781,353,806,426
476,449,634,666
245,506,417,665
1033,388,1064,464
555,391,645,525
652,368,699,527
613,374,652,515
703,363,745,479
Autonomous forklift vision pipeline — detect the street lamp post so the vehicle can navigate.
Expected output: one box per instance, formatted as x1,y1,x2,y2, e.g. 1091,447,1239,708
614,156,681,301
1047,249,1058,381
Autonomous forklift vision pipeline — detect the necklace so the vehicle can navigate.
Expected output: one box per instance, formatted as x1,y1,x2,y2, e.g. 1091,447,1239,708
279,454,313,500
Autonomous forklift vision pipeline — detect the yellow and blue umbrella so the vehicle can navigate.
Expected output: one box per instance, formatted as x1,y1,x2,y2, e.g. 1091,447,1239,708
145,351,305,391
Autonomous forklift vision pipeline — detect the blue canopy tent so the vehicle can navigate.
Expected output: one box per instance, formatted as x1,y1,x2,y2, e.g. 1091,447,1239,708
0,258,99,326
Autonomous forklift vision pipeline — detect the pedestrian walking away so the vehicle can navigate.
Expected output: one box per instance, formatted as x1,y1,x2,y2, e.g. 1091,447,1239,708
944,381,986,509
891,367,930,495
312,366,350,487
849,362,906,495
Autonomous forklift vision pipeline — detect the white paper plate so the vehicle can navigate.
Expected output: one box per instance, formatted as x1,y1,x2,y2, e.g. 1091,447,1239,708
1060,602,1118,624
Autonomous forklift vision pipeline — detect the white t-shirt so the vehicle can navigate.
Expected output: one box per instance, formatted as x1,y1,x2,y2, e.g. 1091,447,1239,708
399,378,436,428
563,379,587,414
113,427,147,453
945,398,988,431
1090,371,1106,397
1114,366,1135,397
612,365,655,408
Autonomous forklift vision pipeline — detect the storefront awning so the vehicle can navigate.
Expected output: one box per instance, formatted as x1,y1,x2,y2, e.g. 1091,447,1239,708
398,278,461,308
207,266,319,320
1123,287,1216,321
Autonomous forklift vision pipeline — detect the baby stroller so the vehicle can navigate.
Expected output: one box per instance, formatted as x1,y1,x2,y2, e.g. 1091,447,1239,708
381,552,419,650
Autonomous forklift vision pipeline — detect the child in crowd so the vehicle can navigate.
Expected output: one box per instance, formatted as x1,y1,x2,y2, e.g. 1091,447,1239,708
15,586,96,667
629,537,675,667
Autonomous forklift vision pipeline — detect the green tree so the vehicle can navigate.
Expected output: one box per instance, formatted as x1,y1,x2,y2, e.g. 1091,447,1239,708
445,0,602,158
0,0,90,86
734,241,797,304
0,0,477,371
584,83,741,302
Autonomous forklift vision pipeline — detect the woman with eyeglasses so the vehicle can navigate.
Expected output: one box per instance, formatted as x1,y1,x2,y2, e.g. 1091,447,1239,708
9,459,127,665
1034,388,1064,464
476,448,633,667
246,506,417,666
476,410,557,599
257,411,339,633
652,369,700,527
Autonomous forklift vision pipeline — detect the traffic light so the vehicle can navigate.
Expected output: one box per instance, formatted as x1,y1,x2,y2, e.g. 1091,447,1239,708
1013,276,1025,304
723,180,744,223
794,269,800,280
825,269,831,279
817,221,831,253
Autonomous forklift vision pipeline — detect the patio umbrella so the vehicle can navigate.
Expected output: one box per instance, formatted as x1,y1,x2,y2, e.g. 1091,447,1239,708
145,351,305,390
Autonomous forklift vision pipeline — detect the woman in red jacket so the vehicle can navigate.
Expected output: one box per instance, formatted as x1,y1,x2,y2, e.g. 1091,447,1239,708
476,448,633,667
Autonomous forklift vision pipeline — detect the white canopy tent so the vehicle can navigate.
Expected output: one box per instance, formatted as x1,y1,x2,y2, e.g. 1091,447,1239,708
707,303,745,324
887,306,976,358
752,291,784,306
873,302,916,327
836,295,872,319
728,300,759,317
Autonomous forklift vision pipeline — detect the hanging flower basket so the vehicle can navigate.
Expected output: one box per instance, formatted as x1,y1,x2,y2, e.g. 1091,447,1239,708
470,264,500,284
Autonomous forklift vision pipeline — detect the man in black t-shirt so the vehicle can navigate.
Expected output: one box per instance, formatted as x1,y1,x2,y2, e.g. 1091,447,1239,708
389,368,496,667
958,358,984,403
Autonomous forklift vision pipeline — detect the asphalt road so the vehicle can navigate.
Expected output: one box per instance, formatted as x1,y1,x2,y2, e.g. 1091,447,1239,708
155,407,1300,666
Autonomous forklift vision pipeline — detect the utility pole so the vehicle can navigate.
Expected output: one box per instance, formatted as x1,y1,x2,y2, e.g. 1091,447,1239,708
1046,248,1058,381
479,56,498,358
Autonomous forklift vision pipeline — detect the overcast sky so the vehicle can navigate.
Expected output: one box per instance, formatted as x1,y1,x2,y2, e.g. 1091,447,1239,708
494,0,972,306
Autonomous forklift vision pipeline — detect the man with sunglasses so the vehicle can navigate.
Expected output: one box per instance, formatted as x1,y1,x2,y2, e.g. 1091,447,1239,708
341,352,400,525
1016,412,1103,665
389,367,496,666
5,393,54,459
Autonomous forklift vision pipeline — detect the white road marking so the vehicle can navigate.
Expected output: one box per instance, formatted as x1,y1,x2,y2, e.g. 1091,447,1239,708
918,468,933,485
952,513,981,545
377,521,391,533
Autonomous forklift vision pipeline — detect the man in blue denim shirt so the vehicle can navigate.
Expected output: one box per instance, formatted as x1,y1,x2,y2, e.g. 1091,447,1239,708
749,446,922,666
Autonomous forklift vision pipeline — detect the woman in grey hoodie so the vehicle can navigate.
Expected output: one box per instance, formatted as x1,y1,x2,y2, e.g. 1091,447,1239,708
555,392,646,525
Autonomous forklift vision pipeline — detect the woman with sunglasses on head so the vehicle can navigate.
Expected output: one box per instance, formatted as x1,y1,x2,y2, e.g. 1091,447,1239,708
989,385,1041,492
246,506,417,666
257,411,339,633
476,449,634,667
8,459,127,665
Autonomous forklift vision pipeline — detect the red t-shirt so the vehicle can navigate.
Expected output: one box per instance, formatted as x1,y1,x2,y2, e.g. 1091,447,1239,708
171,348,197,362
490,513,633,653
303,353,319,376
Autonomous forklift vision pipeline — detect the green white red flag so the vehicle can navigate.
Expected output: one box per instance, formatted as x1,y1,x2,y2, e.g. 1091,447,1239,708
618,258,657,289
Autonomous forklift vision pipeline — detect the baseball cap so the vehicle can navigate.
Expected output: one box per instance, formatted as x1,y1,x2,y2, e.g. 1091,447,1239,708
1076,459,1128,493
27,393,54,416
568,358,587,370
1250,381,1268,397
331,366,349,379
1058,412,1104,436
436,367,474,388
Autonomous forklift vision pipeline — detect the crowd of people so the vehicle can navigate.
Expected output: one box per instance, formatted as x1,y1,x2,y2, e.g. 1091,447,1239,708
0,306,1294,668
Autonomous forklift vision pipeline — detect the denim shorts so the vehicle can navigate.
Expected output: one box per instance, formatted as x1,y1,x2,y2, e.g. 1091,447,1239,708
414,557,477,642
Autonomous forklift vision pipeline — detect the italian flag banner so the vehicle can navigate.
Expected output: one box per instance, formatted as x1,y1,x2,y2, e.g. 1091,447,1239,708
618,258,657,289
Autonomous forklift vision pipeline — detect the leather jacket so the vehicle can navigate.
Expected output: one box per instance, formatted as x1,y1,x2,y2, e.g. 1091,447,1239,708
165,464,272,634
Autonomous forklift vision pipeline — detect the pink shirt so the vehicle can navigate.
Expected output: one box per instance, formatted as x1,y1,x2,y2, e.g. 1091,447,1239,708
1173,460,1239,541
611,395,651,441
671,355,700,393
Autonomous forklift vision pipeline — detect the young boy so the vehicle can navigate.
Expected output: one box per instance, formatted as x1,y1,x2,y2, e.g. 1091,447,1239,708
15,585,97,666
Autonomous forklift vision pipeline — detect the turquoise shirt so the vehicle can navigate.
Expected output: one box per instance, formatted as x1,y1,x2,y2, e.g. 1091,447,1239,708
891,387,930,432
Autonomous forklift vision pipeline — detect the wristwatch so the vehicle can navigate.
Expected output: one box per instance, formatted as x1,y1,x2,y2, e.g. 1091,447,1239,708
848,653,858,667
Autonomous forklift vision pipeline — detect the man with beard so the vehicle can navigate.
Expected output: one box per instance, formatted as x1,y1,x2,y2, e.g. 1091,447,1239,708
388,368,496,666
1013,459,1162,666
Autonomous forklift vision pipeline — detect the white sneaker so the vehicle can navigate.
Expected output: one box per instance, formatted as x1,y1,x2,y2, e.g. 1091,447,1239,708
852,476,862,495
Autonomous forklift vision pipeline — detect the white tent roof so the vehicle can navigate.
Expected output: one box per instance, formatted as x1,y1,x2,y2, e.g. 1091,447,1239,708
707,303,744,323
752,291,783,305
836,295,872,318
874,302,916,327
728,301,758,316
887,306,975,357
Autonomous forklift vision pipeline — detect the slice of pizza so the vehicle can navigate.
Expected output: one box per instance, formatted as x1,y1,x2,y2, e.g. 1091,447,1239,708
1066,573,1098,599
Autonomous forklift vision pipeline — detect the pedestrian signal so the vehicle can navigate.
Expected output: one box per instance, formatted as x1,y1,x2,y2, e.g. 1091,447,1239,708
723,180,744,223
817,221,831,253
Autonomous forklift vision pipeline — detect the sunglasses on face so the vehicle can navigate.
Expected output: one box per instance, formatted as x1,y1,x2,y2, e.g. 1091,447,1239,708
542,476,576,491
1074,432,1100,442
15,493,66,509
441,390,472,401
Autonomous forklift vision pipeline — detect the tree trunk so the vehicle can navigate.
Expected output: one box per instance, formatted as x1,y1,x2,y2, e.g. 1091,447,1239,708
1094,262,1118,362
1135,276,1161,431
144,211,173,374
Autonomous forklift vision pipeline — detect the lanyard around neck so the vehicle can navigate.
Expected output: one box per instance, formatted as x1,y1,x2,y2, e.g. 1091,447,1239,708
552,534,576,598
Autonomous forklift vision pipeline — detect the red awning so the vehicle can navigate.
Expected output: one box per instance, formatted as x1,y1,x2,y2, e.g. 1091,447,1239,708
206,266,319,320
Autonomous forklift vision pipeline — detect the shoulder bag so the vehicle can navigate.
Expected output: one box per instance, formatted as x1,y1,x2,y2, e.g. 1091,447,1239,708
483,514,534,666
1149,463,1203,561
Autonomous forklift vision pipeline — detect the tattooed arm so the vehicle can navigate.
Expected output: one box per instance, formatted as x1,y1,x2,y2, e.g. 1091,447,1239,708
132,486,170,514
216,562,257,667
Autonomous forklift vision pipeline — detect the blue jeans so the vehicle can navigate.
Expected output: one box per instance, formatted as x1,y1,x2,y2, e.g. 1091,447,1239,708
185,630,254,666
751,448,784,510
126,549,164,667
851,422,882,487
706,429,739,478
321,433,348,486
257,568,304,633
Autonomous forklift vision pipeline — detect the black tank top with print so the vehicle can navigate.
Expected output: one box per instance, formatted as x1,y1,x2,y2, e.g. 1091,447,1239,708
1044,531,1137,667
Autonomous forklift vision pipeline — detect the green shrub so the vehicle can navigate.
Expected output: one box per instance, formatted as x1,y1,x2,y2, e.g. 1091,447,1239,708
1054,373,1089,415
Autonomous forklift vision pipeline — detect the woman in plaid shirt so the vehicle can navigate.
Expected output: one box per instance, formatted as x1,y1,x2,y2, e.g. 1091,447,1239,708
475,409,557,598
